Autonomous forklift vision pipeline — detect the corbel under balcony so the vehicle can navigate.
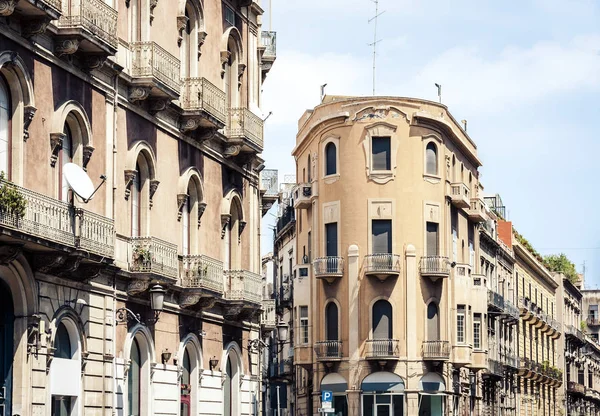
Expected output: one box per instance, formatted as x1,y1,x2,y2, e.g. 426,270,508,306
0,0,61,27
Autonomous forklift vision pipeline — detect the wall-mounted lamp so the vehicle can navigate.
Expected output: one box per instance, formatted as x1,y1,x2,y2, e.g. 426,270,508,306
209,356,219,370
161,348,172,364
115,283,166,325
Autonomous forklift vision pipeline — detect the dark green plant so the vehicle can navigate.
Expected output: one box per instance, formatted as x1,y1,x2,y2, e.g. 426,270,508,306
0,172,26,219
133,246,152,265
543,253,579,283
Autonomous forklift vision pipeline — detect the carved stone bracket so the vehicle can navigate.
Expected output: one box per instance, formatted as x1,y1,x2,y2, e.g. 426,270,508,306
23,18,50,38
148,98,171,115
129,86,152,103
83,55,107,71
223,144,241,158
0,0,18,16
46,346,56,373
220,214,231,239
198,202,207,227
149,0,159,24
50,132,65,167
198,31,208,59
81,351,90,376
224,304,244,321
123,359,131,382
237,63,246,87
179,293,201,309
35,253,69,274
82,145,95,170
177,15,189,47
127,279,150,296
150,362,158,380
124,169,137,200
55,38,80,57
198,296,217,309
176,193,189,221
179,116,203,133
238,220,246,242
220,51,231,78
198,368,204,386
0,244,22,264
26,314,42,357
149,179,160,208
193,128,218,144
23,105,36,141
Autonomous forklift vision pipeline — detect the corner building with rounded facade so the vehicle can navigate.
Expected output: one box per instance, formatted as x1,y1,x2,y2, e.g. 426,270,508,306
291,96,559,416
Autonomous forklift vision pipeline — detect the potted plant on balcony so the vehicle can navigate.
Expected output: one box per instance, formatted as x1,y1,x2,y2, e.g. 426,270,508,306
0,172,26,224
132,246,152,269
197,263,208,279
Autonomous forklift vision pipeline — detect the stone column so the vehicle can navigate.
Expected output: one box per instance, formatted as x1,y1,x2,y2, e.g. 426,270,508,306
405,244,421,416
347,389,361,416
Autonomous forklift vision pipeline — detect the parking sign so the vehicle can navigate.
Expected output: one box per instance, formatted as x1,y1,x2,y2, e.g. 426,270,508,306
321,391,333,409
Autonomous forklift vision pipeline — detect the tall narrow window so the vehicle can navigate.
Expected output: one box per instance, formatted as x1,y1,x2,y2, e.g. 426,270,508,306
0,76,10,178
307,154,311,182
60,124,73,202
457,305,466,344
130,0,141,42
473,314,481,349
300,306,309,344
451,207,458,261
325,302,338,341
325,222,338,257
128,338,141,416
131,163,141,237
325,142,337,176
224,357,232,416
425,142,438,175
180,348,191,416
372,219,392,254
182,196,190,255
427,302,439,341
426,222,439,256
372,300,392,340
468,225,475,267
372,136,391,171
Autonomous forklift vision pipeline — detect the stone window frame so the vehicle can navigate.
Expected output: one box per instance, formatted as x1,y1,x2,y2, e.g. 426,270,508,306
321,135,340,184
422,133,443,184
367,199,395,255
321,200,341,258
323,298,342,341
361,121,398,184
368,296,395,340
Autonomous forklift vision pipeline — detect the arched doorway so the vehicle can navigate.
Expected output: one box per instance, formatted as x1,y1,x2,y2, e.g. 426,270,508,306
361,372,404,416
0,280,14,414
222,343,242,416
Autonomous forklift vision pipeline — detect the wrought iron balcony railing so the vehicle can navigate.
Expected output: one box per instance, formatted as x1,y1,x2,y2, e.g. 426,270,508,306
419,256,450,276
224,269,262,304
314,340,342,360
180,254,224,294
365,339,399,359
226,107,264,150
422,340,450,360
261,31,277,58
313,256,344,278
261,299,276,329
129,236,178,279
130,41,181,93
56,0,118,50
181,77,227,124
487,289,505,311
364,253,401,275
487,358,504,377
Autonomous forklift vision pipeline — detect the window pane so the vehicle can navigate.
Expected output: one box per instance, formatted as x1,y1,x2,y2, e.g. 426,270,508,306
363,395,374,416
372,300,392,340
300,306,309,344
457,305,465,344
132,163,141,237
473,314,481,349
61,124,73,202
426,222,439,256
326,303,338,341
372,137,390,171
427,302,439,341
325,143,337,175
372,220,392,254
325,223,338,257
128,339,141,416
426,143,438,175
54,322,72,359
182,197,190,255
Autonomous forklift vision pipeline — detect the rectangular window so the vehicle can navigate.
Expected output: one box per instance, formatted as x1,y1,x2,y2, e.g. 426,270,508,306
371,137,391,171
426,222,439,256
590,305,598,319
325,222,338,257
473,314,481,349
224,5,235,26
457,305,466,344
299,306,309,344
372,219,392,253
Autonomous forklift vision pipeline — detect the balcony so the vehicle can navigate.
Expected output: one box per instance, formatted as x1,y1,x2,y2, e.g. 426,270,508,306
261,169,279,217
363,253,401,281
449,182,470,209
519,297,561,338
500,300,520,324
485,358,504,378
422,340,450,361
565,324,585,344
587,316,600,327
0,179,114,260
129,41,181,103
365,339,399,360
260,299,276,332
4,0,61,23
225,107,264,153
314,340,342,361
568,381,586,395
180,77,227,132
470,350,487,370
313,256,344,283
487,289,505,312
502,352,519,370
260,31,276,79
467,197,487,222
55,0,118,59
224,269,262,305
129,237,178,281
419,256,450,280
180,254,223,290
293,183,312,209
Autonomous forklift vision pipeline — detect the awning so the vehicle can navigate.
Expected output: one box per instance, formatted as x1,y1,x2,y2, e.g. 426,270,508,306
361,371,405,393
321,373,348,393
419,372,445,393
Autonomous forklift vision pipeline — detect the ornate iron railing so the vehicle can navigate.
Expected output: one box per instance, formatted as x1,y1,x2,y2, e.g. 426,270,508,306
314,341,342,359
78,209,115,258
419,256,450,275
487,289,505,310
422,340,450,360
366,339,399,358
261,31,276,58
130,237,178,279
487,358,504,377
224,269,262,304
180,254,224,294
57,0,118,49
313,256,344,276
261,299,276,328
130,41,181,92
502,352,519,369
226,107,264,149
181,77,227,124
364,253,401,274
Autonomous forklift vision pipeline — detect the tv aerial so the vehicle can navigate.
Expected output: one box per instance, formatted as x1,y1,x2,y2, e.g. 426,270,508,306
63,163,107,203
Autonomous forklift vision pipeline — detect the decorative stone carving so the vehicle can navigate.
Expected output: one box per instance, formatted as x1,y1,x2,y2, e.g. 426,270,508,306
179,116,202,133
83,55,107,71
49,132,65,167
82,145,95,170
177,15,189,47
223,144,241,158
198,296,217,309
198,31,208,59
128,86,151,102
149,179,160,207
148,98,171,115
237,63,246,87
177,193,188,221
149,0,158,24
0,245,22,265
23,106,36,142
220,214,230,239
197,202,207,226
124,169,137,200
179,293,201,309
224,304,244,320
0,0,18,16
220,51,231,78
55,39,80,56
26,314,42,357
194,128,218,144
46,346,56,373
238,220,246,242
23,19,50,38
127,279,150,296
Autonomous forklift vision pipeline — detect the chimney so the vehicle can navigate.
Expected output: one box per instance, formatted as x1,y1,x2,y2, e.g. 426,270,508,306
497,220,513,248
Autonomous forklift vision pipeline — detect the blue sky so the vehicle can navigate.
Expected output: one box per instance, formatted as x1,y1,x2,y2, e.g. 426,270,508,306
259,0,600,287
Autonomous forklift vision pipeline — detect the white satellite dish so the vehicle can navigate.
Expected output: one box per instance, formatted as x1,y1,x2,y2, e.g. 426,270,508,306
63,163,106,203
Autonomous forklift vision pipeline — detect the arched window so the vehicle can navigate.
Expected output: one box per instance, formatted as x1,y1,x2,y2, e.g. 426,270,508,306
128,338,142,416
51,319,81,416
372,300,392,340
224,33,241,109
325,142,337,176
425,142,438,175
0,280,13,414
180,2,202,79
182,194,190,255
59,124,73,202
226,196,243,270
223,347,241,416
180,348,191,416
224,357,233,416
427,302,439,341
0,75,11,178
131,162,142,237
129,0,141,42
326,302,338,341
54,322,72,359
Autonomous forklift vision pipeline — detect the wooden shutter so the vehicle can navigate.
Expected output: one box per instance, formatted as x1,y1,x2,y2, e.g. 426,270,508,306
372,300,392,339
427,302,439,341
426,222,439,256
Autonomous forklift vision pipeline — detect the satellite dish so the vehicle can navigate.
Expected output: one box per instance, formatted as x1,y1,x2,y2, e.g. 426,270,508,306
63,163,106,203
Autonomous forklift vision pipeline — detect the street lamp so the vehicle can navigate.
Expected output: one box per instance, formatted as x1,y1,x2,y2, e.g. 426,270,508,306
276,321,289,346
115,283,166,325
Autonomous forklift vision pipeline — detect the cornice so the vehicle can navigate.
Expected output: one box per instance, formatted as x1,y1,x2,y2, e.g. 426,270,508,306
514,241,558,290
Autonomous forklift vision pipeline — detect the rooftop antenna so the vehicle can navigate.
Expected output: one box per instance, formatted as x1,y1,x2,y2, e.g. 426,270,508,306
461,119,467,132
368,0,385,96
435,83,442,103
320,83,327,102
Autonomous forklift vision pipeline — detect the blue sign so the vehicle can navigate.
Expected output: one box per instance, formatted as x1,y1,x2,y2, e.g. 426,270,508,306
322,390,333,403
